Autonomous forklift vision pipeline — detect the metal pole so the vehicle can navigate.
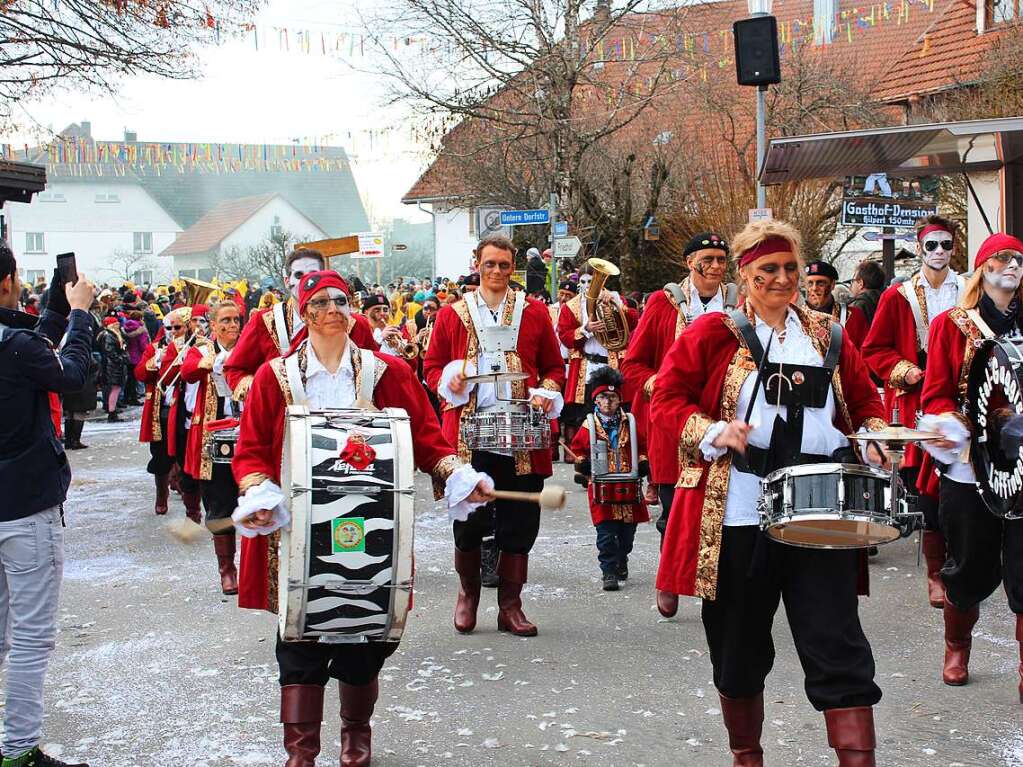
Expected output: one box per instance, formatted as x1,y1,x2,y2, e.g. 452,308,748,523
882,227,895,283
548,191,559,298
756,85,767,209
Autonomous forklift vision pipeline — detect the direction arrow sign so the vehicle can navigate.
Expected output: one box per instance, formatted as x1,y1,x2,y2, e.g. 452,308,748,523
500,209,550,226
391,243,408,251
554,236,582,258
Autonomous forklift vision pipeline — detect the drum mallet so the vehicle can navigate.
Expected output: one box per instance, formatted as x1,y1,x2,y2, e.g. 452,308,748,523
166,517,237,543
487,485,567,510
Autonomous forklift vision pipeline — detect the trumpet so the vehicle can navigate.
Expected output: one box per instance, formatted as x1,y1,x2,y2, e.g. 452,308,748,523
156,331,210,393
417,314,435,355
382,326,420,361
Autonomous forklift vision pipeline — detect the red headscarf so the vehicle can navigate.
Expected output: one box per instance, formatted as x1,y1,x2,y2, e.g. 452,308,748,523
975,233,1023,268
738,235,793,268
297,270,352,315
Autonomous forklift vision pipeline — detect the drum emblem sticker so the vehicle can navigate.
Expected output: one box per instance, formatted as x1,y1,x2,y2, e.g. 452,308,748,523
332,517,366,553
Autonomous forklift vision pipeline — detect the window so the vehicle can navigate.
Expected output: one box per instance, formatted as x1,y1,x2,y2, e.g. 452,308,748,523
270,215,283,239
26,269,46,286
987,0,1019,25
198,268,215,282
25,232,44,253
94,192,120,204
132,270,154,285
133,231,153,254
178,269,197,279
38,192,66,203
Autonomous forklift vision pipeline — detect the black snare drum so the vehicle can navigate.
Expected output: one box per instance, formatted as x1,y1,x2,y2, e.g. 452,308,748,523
208,428,239,464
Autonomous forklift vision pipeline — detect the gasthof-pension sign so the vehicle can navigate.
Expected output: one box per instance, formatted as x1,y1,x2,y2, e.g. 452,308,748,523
841,198,939,229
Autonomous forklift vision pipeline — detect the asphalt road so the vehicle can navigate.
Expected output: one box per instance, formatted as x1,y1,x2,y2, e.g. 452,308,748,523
11,413,1022,766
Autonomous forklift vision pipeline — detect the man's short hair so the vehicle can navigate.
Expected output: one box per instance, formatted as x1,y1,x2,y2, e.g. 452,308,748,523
915,214,958,239
854,260,885,290
474,234,516,260
0,242,15,283
285,248,326,273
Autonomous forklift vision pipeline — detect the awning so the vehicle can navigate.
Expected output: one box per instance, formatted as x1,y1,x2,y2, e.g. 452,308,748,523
761,117,1023,186
0,160,46,204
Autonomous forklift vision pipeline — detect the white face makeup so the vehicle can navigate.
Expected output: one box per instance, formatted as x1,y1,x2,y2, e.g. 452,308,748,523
920,230,954,271
287,257,324,299
984,252,1023,291
578,275,593,291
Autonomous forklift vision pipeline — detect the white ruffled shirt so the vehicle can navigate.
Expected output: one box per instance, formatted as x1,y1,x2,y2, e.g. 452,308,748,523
699,309,854,526
686,282,724,322
234,340,492,535
922,269,961,326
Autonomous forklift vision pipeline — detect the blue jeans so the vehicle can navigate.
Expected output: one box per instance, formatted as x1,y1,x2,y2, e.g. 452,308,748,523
595,521,637,575
0,507,64,758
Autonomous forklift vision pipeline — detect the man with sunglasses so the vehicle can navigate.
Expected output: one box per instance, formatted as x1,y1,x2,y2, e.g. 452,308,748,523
914,232,1023,699
224,249,378,401
179,300,244,595
621,232,737,617
863,215,967,611
231,270,492,766
424,235,565,637
803,260,869,348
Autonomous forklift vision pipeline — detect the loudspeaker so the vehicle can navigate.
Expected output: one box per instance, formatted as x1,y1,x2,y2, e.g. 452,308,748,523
733,16,781,87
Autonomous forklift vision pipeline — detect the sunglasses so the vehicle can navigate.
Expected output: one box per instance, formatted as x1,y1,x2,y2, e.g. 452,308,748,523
169,324,184,330
992,252,1023,266
307,296,349,311
923,239,953,252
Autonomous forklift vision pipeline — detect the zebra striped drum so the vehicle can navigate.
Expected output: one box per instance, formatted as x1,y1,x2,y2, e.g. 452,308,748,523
278,406,414,643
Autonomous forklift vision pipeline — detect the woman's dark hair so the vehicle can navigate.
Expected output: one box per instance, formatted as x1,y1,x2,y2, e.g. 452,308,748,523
0,242,15,283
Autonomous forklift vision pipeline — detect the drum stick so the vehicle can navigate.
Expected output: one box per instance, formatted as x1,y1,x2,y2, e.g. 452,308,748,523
559,440,581,462
487,485,567,509
166,517,236,543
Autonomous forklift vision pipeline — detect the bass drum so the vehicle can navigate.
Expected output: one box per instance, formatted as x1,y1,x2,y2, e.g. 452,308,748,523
966,336,1023,519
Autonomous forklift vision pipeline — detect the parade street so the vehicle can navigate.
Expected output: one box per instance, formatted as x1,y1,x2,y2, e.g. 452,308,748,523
25,415,1023,767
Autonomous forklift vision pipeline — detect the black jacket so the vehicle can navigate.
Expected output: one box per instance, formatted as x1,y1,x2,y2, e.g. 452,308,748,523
98,327,130,386
526,255,548,295
0,308,94,520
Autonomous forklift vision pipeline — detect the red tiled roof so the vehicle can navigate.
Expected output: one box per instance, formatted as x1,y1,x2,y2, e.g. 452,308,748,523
874,0,1004,103
403,0,939,202
159,193,277,257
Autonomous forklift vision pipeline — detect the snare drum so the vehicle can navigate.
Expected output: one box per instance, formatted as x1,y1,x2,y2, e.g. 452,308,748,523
207,427,239,464
278,406,414,643
592,477,641,505
461,408,551,450
758,463,900,549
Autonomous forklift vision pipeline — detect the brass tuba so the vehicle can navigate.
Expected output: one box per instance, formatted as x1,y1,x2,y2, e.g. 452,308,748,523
181,276,218,308
585,258,630,352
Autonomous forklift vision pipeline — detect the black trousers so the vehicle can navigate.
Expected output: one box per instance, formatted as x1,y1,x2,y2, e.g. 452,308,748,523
901,466,939,530
453,452,542,554
938,477,1023,613
701,526,881,712
201,461,238,533
655,484,677,543
146,407,175,476
276,637,398,687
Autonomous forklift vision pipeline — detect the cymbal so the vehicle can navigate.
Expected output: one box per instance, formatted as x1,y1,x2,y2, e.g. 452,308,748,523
463,371,530,385
847,426,943,445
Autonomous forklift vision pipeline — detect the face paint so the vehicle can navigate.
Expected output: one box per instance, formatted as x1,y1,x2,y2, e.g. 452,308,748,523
804,276,833,309
984,261,1023,291
304,287,350,331
753,275,767,291
287,257,324,299
920,230,953,270
595,392,620,417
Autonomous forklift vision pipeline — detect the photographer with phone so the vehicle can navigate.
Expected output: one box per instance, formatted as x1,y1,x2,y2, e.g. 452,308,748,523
0,243,93,767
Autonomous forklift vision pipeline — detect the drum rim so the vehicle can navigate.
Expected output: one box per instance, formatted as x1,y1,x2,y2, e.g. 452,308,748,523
762,462,890,483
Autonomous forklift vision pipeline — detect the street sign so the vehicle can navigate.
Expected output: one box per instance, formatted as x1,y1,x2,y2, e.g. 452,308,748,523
391,243,408,251
553,221,569,237
748,207,773,222
354,232,385,259
476,206,509,238
841,198,938,229
554,236,583,258
862,231,915,242
500,208,550,226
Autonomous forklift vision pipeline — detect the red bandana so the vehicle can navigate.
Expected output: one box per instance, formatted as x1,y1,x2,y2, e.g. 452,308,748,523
738,236,793,267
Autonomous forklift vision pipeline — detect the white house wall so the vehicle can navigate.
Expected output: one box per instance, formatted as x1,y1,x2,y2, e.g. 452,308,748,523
219,197,326,255
433,205,478,279
5,180,181,283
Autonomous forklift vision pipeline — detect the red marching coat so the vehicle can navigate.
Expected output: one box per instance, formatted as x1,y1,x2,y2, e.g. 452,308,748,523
224,299,378,399
557,295,638,406
232,346,463,612
423,295,565,477
834,303,869,350
862,281,929,471
621,288,689,485
650,307,887,600
916,307,984,498
179,342,236,481
569,419,650,526
133,340,182,444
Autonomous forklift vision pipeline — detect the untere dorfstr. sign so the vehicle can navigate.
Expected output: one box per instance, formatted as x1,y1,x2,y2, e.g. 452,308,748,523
841,198,939,229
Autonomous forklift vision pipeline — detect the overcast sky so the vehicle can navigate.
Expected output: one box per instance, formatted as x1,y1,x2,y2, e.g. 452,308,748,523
3,0,430,226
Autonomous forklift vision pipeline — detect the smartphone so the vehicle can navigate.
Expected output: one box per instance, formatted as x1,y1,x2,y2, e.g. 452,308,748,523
56,252,78,286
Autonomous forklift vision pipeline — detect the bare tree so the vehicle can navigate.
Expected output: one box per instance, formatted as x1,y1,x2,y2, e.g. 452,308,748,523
104,249,155,283
0,0,262,130
366,0,690,221
210,228,296,285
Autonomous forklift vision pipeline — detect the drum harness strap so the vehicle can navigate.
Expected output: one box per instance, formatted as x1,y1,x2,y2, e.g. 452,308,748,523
903,273,967,362
587,411,639,480
272,301,291,355
464,289,526,414
728,309,844,478
283,344,379,408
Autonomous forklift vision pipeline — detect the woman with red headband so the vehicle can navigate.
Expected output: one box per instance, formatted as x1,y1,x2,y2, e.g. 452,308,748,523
651,219,889,766
863,215,966,610
232,270,493,767
916,232,1023,701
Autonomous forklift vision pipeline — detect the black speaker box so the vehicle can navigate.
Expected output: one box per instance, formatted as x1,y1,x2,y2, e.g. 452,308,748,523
733,16,781,87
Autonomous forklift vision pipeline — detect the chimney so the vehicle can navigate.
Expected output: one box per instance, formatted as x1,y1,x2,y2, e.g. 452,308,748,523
593,0,610,32
80,120,91,137
124,129,138,142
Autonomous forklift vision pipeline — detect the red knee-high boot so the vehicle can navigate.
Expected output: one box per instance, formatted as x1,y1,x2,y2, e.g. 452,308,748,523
942,602,980,686
921,530,947,609
824,706,876,767
497,552,538,636
718,693,764,766
1015,613,1023,703
453,548,481,634
340,678,378,767
281,684,324,767
181,489,203,524
213,534,239,595
154,473,170,515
